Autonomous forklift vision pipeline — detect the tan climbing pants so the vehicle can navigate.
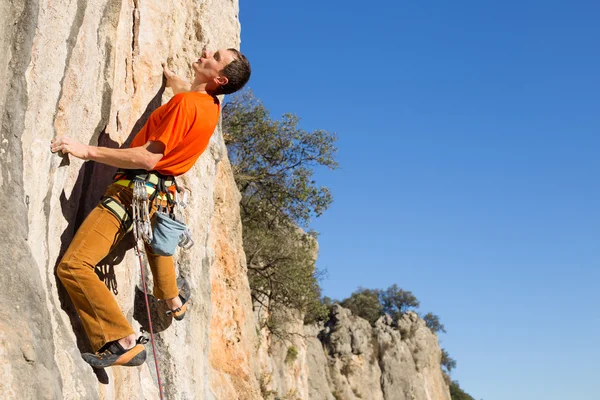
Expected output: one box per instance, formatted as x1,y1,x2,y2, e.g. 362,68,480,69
57,183,179,352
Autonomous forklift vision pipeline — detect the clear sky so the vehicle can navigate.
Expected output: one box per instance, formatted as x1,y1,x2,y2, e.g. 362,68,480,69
237,1,600,399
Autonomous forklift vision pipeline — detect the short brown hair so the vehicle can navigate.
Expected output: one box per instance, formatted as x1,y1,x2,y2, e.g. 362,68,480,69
213,48,251,96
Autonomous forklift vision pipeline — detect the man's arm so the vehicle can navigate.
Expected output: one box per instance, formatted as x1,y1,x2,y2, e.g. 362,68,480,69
50,137,164,170
163,63,191,95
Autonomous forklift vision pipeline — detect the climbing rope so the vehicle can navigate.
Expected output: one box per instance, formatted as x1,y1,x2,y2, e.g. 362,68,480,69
132,181,164,400
135,244,165,400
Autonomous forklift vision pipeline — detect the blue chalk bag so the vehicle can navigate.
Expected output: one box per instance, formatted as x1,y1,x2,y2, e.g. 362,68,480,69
150,212,187,256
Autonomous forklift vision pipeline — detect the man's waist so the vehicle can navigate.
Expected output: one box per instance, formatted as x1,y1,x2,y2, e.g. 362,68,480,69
113,169,176,187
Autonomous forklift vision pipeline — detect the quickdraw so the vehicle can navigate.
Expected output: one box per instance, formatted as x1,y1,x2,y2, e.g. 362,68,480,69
132,179,154,244
174,189,194,250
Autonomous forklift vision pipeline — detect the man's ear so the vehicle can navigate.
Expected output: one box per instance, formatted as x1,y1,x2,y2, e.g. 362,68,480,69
215,76,229,86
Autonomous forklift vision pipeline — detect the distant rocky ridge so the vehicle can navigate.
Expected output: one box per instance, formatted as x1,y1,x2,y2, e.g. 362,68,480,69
1,0,450,399
258,306,451,400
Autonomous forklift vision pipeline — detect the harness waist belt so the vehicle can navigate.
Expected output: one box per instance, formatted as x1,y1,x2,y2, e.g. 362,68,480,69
115,169,175,186
113,179,173,201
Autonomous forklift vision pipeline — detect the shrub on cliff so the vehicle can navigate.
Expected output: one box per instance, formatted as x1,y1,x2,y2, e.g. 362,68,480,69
340,288,383,325
223,90,338,330
449,380,476,400
423,312,446,334
380,284,420,321
441,348,457,373
339,284,421,325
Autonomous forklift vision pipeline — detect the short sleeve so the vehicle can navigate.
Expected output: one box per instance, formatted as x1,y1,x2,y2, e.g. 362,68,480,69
146,94,191,156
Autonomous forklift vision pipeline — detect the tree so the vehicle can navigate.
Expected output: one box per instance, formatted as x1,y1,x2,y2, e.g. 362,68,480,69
449,380,476,400
340,288,383,325
223,90,338,228
441,348,457,374
423,312,446,334
244,221,324,329
379,284,420,321
305,295,336,325
223,90,338,331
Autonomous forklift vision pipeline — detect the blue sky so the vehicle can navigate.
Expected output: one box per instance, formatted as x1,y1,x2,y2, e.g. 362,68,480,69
237,1,599,399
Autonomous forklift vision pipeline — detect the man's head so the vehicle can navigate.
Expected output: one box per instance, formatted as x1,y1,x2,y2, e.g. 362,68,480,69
192,48,251,96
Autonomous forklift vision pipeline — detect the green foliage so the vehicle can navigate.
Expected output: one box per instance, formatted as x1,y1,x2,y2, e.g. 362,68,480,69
223,89,338,331
304,295,335,325
223,89,338,227
244,220,324,329
285,345,299,365
449,380,476,400
338,284,423,325
423,312,446,334
340,287,383,325
441,348,457,374
379,284,420,321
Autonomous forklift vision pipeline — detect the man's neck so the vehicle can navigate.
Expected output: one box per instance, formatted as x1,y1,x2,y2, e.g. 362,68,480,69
189,85,207,94
189,77,212,94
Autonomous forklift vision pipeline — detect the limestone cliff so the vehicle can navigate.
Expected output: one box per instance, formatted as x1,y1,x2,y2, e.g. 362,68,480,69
259,306,452,400
0,0,261,399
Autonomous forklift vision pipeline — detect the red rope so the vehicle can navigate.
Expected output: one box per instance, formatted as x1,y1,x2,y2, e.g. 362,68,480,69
136,244,165,400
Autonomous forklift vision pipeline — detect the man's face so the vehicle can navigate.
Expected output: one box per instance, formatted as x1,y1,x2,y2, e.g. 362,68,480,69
192,48,235,82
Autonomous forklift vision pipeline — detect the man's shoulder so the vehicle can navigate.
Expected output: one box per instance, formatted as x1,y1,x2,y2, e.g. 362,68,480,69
171,91,220,106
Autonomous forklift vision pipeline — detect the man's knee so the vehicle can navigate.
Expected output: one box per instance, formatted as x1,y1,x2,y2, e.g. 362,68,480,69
56,258,70,283
56,257,72,283
56,253,84,283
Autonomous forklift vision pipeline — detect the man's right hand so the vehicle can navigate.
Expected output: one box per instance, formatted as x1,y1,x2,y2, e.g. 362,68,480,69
163,63,191,95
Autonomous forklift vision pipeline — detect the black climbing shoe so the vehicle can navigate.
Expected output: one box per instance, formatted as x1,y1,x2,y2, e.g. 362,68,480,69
166,293,188,321
82,337,147,368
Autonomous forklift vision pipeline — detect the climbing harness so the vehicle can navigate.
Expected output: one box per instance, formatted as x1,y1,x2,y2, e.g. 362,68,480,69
101,169,194,252
100,196,133,232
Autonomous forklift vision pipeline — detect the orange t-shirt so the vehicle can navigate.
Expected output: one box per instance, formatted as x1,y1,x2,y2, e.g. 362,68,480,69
130,92,220,176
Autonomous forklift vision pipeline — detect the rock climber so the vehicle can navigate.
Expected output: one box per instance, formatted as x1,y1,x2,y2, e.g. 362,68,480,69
50,48,251,368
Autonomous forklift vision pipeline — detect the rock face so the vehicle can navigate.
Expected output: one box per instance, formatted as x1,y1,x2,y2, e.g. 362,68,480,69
261,306,452,400
208,152,261,400
256,308,311,400
1,0,261,399
376,312,451,400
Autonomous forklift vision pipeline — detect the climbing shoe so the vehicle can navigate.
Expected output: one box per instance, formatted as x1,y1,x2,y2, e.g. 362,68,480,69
82,337,147,368
166,293,188,321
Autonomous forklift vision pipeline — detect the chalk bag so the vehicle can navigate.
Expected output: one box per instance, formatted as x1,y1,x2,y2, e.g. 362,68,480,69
150,212,187,256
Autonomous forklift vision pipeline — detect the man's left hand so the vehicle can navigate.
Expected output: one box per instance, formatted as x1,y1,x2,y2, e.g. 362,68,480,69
50,136,90,160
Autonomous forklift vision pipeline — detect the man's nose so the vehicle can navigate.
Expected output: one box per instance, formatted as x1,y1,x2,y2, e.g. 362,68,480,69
204,50,214,58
